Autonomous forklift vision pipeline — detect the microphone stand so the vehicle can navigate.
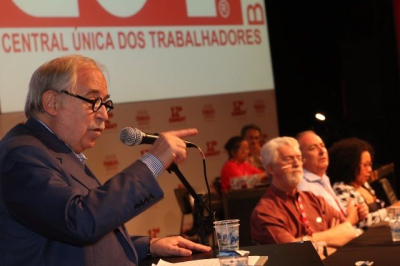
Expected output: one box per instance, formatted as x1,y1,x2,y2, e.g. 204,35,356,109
167,163,215,245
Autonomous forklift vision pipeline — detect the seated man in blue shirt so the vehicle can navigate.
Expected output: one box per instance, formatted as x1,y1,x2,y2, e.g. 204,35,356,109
296,130,368,220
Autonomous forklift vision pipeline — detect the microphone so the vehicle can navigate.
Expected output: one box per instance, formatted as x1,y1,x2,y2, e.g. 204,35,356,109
120,127,197,148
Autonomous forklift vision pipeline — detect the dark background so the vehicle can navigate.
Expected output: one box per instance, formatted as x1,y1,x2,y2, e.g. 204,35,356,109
264,0,400,192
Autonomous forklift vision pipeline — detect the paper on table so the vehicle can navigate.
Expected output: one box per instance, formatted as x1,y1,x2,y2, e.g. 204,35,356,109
154,258,219,266
154,256,264,266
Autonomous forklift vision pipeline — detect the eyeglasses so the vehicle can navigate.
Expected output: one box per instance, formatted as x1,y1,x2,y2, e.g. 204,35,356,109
280,155,305,165
60,90,114,113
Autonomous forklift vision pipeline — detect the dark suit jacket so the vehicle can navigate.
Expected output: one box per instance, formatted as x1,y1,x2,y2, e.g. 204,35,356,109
0,118,164,266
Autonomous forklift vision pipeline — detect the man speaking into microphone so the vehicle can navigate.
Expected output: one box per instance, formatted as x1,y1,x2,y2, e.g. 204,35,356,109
0,54,211,266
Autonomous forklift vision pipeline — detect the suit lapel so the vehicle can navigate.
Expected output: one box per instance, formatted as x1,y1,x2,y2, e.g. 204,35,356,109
60,154,101,189
25,118,101,189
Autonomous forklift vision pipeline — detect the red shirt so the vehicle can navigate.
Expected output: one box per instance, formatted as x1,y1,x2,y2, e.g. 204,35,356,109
220,160,262,191
250,185,345,244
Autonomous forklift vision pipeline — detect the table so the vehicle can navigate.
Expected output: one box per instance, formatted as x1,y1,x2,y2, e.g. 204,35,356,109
140,241,323,266
324,223,400,266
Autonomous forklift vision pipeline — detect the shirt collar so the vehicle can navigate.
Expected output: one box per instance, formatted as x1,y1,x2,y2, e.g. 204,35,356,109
303,169,328,183
269,184,299,200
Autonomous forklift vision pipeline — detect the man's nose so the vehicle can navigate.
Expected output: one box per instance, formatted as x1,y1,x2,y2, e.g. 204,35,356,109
293,157,303,166
96,105,109,121
318,146,326,154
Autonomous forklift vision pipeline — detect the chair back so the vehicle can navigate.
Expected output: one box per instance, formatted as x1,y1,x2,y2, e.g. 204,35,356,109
379,177,398,205
370,163,398,206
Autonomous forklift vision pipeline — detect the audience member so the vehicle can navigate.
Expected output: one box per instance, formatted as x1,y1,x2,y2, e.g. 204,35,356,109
241,124,264,170
251,137,359,250
220,136,266,191
329,137,400,229
296,131,368,220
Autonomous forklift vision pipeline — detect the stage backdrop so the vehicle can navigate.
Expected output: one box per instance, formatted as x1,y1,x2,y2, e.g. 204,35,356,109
0,0,278,238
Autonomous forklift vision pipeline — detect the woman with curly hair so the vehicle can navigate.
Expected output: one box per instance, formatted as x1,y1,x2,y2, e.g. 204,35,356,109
328,137,400,229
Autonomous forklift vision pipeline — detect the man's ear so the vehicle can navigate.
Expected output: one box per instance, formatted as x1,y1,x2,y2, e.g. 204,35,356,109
266,164,274,177
42,90,58,116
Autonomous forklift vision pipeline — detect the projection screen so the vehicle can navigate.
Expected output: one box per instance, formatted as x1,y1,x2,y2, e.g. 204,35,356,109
0,0,274,113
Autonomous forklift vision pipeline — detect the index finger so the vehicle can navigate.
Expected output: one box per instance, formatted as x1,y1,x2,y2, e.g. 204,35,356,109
177,238,211,252
169,128,198,139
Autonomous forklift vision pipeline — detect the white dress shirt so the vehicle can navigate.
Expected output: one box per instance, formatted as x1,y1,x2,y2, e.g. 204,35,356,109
298,169,346,215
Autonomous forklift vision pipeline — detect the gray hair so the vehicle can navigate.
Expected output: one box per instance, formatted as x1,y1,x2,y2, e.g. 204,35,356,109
24,54,106,118
261,136,300,169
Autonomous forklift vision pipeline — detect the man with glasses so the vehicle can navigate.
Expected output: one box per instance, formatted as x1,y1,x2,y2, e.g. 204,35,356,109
250,137,360,255
0,55,210,266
